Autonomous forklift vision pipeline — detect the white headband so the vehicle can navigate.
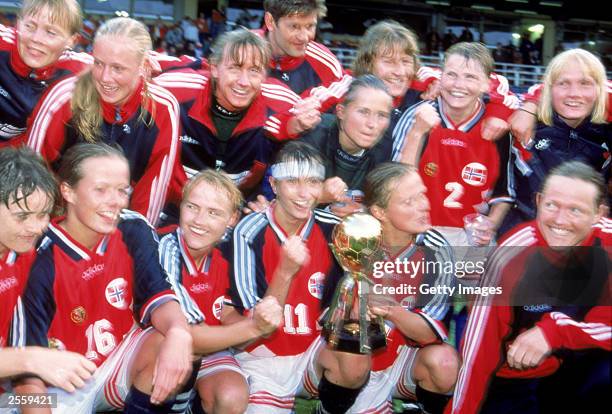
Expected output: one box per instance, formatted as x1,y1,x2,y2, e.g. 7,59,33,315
270,161,325,180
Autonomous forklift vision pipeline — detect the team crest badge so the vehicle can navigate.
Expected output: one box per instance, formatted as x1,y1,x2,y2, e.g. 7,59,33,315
281,73,290,82
105,277,129,310
308,272,325,299
70,306,87,324
424,162,438,177
48,337,66,350
461,163,488,187
212,295,225,320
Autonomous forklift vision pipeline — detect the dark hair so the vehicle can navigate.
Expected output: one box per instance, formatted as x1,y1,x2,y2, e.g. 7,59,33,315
342,74,391,107
264,0,327,20
0,147,58,211
58,143,128,187
364,162,417,209
541,161,606,208
274,140,324,167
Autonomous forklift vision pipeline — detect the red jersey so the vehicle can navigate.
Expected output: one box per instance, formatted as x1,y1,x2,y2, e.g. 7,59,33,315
25,77,180,226
406,99,510,227
0,250,36,347
18,211,177,366
370,229,453,371
449,218,612,414
159,228,230,326
229,205,341,356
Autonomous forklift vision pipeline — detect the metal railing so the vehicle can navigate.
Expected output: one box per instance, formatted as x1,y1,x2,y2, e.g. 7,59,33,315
330,47,611,89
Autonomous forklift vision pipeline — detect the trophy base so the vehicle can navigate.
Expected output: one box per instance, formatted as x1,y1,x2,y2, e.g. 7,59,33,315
323,319,387,354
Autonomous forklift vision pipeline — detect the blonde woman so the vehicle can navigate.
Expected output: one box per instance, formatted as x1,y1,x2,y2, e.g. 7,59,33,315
502,48,610,235
26,17,180,226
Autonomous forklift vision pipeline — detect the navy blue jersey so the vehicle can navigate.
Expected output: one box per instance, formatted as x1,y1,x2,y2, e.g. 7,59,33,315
154,69,299,195
15,211,177,366
0,24,91,142
509,114,611,222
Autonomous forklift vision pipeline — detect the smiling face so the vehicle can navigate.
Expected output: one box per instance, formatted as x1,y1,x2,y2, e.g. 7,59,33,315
0,189,53,256
17,6,75,69
271,175,323,229
536,175,603,248
180,180,238,262
439,54,489,122
337,87,392,154
61,156,131,249
371,49,415,99
551,61,598,128
91,35,143,107
211,44,266,112
265,11,317,58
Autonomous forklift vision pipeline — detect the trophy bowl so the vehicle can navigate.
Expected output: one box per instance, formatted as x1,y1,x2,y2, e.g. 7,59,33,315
331,213,383,274
324,212,387,354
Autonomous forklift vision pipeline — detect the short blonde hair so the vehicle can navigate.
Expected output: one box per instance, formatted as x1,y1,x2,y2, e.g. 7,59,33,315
182,170,243,214
20,0,82,35
353,20,420,77
538,49,607,126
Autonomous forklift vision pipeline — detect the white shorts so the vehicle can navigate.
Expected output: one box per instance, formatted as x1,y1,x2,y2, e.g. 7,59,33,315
51,326,153,413
348,345,420,414
235,338,325,414
196,350,247,382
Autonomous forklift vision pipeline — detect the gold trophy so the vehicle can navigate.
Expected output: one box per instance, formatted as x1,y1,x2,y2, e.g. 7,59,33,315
323,212,387,354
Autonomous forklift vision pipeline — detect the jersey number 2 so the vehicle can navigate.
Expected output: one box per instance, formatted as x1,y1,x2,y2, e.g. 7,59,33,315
444,182,464,208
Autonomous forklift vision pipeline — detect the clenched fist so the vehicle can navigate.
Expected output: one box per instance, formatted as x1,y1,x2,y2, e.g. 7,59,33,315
279,235,310,276
253,296,283,335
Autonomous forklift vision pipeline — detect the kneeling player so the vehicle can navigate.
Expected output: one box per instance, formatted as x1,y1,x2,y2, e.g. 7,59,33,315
15,143,194,414
160,170,283,414
348,162,459,414
225,141,371,413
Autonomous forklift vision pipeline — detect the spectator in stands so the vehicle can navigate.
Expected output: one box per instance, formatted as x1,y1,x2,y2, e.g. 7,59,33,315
459,26,473,43
182,16,199,44
502,49,610,235
442,29,457,51
165,23,183,47
0,0,89,146
210,8,227,39
26,17,181,226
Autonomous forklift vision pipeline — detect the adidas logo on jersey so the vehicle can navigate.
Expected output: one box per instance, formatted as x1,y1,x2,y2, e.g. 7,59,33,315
0,276,17,293
180,135,199,145
190,283,211,294
441,138,467,148
82,263,104,280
